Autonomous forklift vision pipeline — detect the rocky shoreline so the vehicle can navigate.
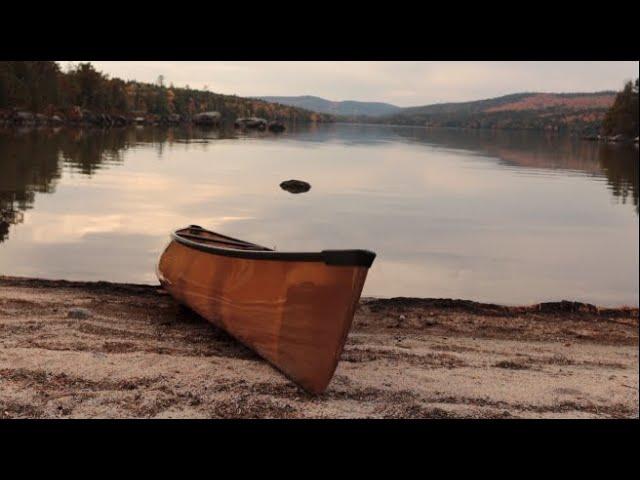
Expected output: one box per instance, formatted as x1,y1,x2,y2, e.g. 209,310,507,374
0,108,287,131
0,276,637,419
1,110,634,141
582,133,639,144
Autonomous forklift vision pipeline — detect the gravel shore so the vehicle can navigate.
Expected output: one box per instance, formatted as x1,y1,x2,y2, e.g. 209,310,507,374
1,276,637,419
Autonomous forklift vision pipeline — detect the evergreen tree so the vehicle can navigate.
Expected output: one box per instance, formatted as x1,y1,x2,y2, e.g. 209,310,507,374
602,79,639,137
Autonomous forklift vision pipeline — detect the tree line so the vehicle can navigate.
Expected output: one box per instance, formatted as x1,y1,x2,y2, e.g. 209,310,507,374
0,62,332,123
602,79,639,138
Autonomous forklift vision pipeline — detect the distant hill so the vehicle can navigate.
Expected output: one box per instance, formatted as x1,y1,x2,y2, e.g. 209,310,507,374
376,92,617,133
258,92,617,133
258,95,402,117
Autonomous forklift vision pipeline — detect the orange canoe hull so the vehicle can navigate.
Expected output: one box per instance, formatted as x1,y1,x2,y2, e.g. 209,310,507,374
157,226,375,394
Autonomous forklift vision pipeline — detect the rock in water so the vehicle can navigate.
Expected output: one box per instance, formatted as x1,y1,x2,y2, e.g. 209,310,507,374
280,179,311,194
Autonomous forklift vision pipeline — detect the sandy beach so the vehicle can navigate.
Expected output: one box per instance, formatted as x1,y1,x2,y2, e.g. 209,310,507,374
0,275,637,419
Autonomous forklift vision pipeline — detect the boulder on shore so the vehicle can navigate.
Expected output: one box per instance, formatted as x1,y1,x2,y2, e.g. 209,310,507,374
235,117,267,130
608,134,625,143
268,121,285,133
280,179,311,194
81,109,97,124
112,115,127,126
163,114,181,124
13,111,34,124
193,111,221,125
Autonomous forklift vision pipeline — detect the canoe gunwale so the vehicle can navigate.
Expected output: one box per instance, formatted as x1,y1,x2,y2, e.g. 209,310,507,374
171,230,376,268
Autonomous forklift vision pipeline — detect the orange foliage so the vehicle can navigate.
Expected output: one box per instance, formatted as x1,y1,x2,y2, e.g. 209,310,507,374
485,94,615,113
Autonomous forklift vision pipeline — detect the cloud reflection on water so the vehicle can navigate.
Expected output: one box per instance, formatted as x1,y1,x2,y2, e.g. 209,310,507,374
0,124,637,305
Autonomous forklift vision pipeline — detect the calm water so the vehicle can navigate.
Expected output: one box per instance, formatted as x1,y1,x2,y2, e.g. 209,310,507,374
1,124,638,306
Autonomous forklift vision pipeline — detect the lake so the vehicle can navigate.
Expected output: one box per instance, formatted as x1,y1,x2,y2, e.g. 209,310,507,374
1,123,638,306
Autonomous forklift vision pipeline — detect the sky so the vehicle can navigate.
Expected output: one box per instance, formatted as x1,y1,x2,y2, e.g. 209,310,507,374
74,61,639,107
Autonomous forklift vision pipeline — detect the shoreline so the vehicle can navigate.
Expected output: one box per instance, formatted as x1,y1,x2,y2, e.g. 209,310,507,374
2,275,636,314
2,120,637,140
1,276,637,418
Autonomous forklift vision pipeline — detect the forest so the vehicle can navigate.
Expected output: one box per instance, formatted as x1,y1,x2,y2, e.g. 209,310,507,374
339,86,639,137
0,62,333,123
344,92,619,134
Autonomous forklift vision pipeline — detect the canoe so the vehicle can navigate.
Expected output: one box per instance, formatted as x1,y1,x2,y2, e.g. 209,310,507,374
156,225,376,394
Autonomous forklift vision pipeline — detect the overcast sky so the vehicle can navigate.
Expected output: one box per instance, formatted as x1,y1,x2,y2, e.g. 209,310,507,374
76,61,638,107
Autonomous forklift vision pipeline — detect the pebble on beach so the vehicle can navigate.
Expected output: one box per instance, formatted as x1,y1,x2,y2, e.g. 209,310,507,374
67,307,91,319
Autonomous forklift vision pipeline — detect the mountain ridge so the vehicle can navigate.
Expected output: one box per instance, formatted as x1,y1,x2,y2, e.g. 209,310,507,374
397,91,616,114
257,91,617,132
257,95,402,117
382,91,617,133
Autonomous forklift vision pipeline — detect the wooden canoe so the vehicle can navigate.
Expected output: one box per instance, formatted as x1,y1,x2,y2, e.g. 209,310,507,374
156,225,376,394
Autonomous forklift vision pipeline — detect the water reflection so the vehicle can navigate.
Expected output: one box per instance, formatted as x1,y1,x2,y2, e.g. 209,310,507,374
598,144,639,214
0,124,637,305
1,128,63,241
0,125,238,242
391,126,638,201
2,124,637,244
